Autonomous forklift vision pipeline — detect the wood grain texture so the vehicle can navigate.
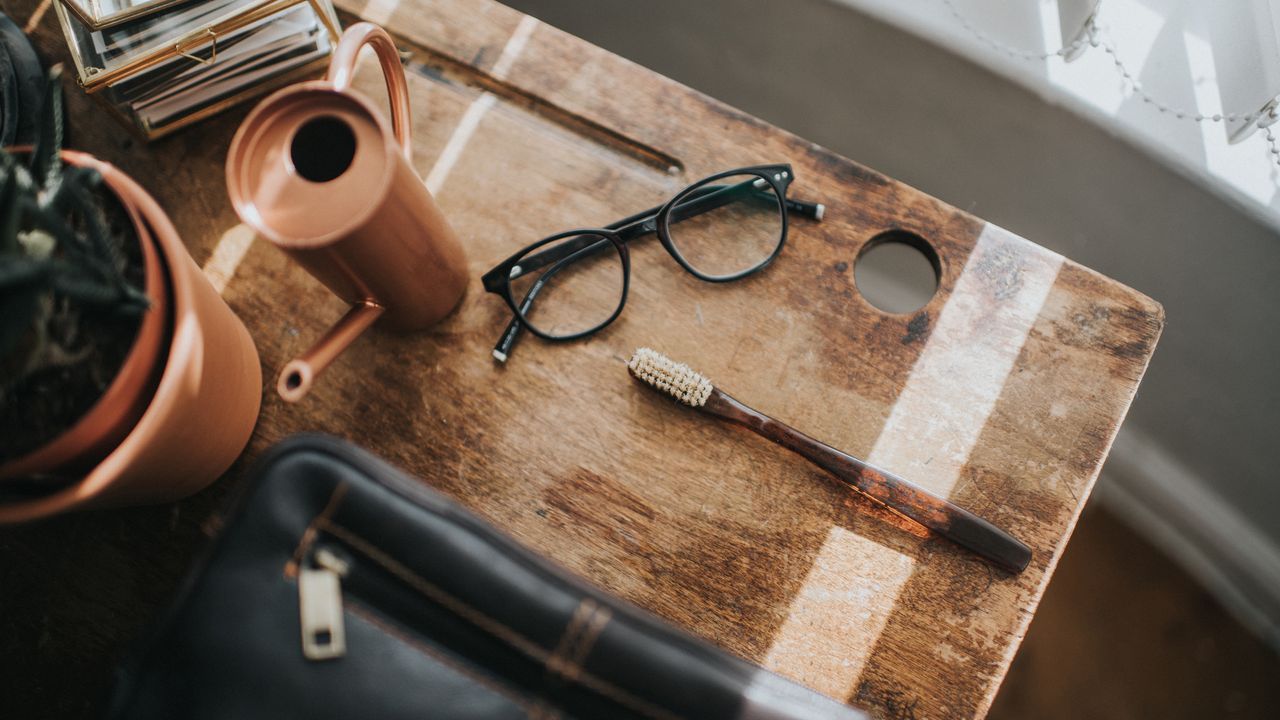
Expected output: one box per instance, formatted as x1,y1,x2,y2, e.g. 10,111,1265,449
0,1,1163,718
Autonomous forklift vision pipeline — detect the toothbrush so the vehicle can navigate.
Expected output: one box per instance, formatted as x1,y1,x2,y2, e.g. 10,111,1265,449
626,348,1032,573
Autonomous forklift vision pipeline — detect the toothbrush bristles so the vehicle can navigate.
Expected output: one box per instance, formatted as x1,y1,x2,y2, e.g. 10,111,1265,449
627,348,714,407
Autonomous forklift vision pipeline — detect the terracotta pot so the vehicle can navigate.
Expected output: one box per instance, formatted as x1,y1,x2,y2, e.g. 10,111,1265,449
226,23,468,402
0,149,169,482
0,150,262,523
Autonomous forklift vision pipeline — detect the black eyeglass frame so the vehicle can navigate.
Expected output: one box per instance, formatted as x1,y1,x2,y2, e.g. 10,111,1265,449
481,163,823,358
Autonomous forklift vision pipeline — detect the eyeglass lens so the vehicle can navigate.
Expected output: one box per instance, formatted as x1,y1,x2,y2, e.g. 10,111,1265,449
510,233,626,338
666,173,784,279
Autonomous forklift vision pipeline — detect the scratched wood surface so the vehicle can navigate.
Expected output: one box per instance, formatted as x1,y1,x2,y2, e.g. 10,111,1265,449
0,0,1163,718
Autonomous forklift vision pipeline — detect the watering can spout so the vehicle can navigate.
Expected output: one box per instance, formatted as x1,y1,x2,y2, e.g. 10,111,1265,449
278,301,386,403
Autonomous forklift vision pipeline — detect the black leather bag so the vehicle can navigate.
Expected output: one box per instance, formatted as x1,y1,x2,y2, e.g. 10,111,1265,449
107,435,867,719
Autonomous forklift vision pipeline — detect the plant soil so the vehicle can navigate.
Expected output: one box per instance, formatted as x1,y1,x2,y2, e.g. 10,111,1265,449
0,188,147,464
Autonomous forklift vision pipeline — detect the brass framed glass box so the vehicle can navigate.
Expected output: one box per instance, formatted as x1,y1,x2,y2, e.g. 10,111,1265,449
61,0,198,30
55,0,341,138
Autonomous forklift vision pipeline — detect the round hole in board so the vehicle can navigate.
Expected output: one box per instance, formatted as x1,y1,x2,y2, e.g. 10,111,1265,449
290,115,357,183
854,230,941,314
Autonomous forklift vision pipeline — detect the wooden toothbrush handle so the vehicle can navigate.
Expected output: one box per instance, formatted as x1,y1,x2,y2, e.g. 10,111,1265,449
703,389,1032,573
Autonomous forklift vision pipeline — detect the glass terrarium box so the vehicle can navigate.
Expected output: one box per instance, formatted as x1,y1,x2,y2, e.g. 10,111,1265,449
56,0,341,138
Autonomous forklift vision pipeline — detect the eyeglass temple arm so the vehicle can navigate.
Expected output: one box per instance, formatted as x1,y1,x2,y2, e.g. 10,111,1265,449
784,197,825,221
493,182,826,362
656,181,825,229
493,277,547,363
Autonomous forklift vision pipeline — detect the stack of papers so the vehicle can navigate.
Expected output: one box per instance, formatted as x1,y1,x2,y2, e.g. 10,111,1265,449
58,0,336,137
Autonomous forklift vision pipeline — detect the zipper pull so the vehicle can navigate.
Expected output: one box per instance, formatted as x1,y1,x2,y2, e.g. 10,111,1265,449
299,547,349,661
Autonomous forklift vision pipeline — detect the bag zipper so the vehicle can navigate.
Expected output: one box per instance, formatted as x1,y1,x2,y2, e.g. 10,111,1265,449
294,530,666,720
297,532,527,667
298,546,350,660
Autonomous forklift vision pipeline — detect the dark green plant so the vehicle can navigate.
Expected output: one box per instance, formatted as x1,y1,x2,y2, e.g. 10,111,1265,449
0,66,148,404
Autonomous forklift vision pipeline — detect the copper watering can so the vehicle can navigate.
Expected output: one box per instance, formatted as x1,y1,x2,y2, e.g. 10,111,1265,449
226,23,468,402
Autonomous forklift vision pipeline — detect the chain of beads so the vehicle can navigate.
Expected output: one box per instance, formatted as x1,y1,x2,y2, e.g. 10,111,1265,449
940,0,1279,168
1266,127,1280,165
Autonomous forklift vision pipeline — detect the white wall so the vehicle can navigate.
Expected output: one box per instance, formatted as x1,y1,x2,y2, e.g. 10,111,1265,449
504,0,1280,647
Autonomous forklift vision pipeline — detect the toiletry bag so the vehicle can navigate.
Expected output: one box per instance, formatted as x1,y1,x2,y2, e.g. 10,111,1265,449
106,434,867,719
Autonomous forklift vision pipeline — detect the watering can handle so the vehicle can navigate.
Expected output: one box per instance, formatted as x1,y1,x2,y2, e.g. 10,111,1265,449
327,23,413,163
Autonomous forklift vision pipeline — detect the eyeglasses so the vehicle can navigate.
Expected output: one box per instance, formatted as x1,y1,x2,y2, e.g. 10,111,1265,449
481,163,825,362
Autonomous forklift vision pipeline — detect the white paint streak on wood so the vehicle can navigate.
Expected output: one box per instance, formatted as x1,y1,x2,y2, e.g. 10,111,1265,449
425,93,497,195
202,224,258,294
762,223,1064,698
491,15,539,81
423,16,538,195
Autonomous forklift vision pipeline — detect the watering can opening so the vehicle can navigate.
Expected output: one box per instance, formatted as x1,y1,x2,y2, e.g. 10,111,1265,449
228,86,396,249
291,115,358,183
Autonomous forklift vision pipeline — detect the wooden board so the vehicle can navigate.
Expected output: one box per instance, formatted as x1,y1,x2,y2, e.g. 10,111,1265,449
0,0,1163,718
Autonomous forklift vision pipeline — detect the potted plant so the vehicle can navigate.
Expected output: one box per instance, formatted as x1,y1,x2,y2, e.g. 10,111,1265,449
0,68,263,523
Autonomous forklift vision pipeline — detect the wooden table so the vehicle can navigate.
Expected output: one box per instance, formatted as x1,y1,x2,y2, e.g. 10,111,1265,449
0,0,1163,718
